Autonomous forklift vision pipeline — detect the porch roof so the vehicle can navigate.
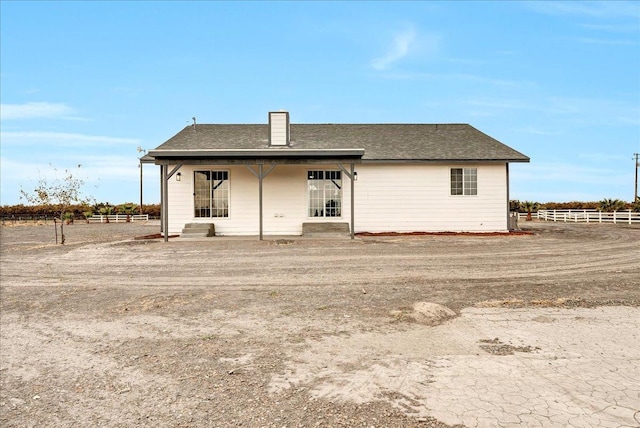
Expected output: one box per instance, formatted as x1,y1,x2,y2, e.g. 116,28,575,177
148,147,364,164
149,123,529,164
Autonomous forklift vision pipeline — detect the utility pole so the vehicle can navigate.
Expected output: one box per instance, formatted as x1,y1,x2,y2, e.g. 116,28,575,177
635,153,639,203
137,147,146,215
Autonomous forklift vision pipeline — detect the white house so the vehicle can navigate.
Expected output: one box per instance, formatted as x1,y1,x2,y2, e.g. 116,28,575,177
147,111,529,240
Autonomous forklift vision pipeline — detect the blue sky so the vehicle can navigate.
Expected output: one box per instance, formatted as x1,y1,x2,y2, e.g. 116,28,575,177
1,1,639,206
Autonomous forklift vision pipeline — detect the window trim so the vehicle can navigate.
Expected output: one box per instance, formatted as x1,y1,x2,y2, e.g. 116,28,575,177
450,167,478,196
193,169,230,218
307,169,343,218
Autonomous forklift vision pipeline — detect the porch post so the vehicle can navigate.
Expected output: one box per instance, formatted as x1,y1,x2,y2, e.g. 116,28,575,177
245,163,275,241
259,163,264,241
162,164,169,242
506,163,510,230
159,165,164,234
350,162,355,240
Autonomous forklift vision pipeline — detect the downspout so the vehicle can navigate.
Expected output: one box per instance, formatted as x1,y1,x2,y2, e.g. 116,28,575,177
506,163,510,231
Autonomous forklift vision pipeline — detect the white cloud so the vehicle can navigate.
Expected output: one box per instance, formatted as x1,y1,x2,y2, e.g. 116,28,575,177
0,102,79,120
1,155,145,184
1,131,140,147
371,27,418,70
1,155,159,205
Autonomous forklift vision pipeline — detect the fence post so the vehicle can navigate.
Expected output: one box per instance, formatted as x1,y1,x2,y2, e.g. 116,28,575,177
629,209,632,225
599,211,602,223
613,211,617,224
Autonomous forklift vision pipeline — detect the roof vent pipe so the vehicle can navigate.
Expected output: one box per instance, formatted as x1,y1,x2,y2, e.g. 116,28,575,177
192,117,196,130
269,111,289,146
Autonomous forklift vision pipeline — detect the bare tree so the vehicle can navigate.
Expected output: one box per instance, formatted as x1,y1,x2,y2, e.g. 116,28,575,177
20,165,94,244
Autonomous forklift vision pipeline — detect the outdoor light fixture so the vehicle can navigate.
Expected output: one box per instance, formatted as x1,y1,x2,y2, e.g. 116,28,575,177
176,172,182,182
353,171,358,181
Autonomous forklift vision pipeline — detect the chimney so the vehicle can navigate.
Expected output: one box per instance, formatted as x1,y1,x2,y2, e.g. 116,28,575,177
269,111,289,146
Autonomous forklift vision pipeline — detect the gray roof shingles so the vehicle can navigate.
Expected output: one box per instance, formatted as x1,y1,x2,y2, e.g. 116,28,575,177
152,123,529,162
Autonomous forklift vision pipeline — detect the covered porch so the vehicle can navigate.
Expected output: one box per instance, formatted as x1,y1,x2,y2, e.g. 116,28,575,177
148,149,364,241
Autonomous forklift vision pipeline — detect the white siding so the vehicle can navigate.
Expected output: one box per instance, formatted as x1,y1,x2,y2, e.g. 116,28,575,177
354,163,508,233
166,163,508,235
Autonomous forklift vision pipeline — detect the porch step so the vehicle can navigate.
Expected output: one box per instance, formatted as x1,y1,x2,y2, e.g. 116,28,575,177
181,223,215,238
302,222,350,236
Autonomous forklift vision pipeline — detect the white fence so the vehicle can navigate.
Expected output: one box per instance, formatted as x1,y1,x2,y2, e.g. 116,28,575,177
533,209,640,225
87,214,149,223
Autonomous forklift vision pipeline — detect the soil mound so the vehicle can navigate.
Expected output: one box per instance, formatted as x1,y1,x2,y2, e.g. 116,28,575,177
411,302,457,325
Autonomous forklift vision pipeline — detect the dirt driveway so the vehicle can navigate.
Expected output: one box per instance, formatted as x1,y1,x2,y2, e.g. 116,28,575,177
1,221,639,427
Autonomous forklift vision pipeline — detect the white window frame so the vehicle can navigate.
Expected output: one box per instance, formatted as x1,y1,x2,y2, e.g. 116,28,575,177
194,170,230,218
450,167,477,196
307,170,342,218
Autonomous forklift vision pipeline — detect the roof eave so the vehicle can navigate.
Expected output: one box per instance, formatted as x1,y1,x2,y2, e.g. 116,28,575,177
361,158,530,163
148,148,365,159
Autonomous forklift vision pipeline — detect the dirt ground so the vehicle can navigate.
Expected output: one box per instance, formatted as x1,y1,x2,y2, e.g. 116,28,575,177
1,221,639,427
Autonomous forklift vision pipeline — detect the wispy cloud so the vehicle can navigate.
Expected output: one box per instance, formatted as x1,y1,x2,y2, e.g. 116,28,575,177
517,126,563,136
1,155,153,206
373,71,525,88
466,95,640,126
371,26,422,70
580,23,640,34
515,162,630,185
571,37,638,46
578,153,632,162
1,131,140,147
524,1,640,18
510,161,633,201
0,102,82,120
467,98,533,111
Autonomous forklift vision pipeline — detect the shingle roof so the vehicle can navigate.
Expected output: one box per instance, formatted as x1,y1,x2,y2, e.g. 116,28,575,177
152,123,529,162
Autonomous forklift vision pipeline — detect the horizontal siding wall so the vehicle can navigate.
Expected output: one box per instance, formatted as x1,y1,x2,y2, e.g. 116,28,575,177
354,163,508,233
167,163,507,235
167,164,351,236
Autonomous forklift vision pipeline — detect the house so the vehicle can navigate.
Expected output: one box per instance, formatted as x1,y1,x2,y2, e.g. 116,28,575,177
147,111,529,240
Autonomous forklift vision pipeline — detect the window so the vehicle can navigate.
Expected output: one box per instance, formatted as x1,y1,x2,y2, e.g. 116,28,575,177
194,170,229,217
450,168,477,196
308,170,342,217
